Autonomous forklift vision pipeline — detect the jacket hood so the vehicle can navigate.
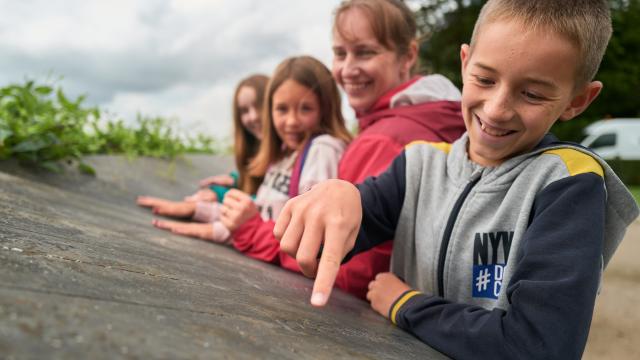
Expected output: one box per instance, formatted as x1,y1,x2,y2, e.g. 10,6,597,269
358,75,462,132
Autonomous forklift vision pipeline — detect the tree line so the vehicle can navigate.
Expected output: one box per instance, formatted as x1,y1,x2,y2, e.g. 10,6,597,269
413,0,640,142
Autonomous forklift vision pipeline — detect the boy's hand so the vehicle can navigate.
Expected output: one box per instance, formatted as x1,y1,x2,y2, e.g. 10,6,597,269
366,272,411,319
152,219,213,239
274,179,362,307
221,189,258,232
199,174,235,188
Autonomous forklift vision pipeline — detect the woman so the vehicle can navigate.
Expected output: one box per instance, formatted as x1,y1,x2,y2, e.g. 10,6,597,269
330,0,466,299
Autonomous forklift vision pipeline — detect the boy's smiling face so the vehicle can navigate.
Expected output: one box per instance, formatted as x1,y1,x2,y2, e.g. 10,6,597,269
460,19,602,167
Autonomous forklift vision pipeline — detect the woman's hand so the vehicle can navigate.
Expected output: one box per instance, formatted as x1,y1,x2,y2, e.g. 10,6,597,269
199,174,235,188
220,189,259,232
367,272,411,319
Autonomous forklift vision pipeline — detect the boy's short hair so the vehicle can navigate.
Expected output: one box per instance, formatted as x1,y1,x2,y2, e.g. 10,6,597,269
470,0,612,87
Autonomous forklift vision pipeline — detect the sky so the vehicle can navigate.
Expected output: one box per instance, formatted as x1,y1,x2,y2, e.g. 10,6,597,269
0,0,352,141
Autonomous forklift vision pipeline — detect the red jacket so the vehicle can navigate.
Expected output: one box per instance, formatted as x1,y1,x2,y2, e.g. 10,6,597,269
232,76,466,299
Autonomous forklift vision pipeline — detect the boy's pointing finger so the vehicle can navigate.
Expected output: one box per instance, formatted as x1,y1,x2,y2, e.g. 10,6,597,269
273,200,293,241
309,223,353,307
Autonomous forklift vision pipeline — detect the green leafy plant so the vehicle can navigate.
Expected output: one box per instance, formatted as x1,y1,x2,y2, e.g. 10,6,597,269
413,0,640,142
0,80,219,174
628,185,640,205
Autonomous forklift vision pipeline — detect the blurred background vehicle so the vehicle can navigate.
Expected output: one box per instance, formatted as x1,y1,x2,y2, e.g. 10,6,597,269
581,118,640,160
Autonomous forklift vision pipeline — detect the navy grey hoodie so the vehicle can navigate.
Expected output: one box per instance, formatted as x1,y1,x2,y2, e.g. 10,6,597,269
351,133,639,360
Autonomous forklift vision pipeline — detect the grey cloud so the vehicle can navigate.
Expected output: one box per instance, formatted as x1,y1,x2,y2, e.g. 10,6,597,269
0,29,297,104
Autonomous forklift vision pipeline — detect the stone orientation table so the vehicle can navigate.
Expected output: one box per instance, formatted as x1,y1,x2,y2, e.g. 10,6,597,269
0,155,447,359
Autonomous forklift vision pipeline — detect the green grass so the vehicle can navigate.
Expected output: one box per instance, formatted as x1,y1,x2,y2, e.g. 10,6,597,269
0,80,220,174
629,185,640,205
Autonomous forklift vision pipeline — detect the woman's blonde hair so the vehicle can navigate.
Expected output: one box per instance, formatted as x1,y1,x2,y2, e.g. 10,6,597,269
232,74,269,194
249,56,352,177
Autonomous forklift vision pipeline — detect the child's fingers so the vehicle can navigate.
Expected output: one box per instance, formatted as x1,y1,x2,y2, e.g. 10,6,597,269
171,224,197,237
200,174,234,187
220,205,239,227
152,205,174,216
273,201,293,240
278,211,305,263
224,189,250,204
153,219,174,230
222,195,241,209
294,216,324,279
216,175,236,187
198,176,218,187
310,224,350,307
137,196,161,207
223,188,241,199
199,189,218,202
220,204,235,218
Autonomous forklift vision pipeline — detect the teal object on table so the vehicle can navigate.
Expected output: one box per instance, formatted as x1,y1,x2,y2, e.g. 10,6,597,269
209,171,239,201
210,185,231,201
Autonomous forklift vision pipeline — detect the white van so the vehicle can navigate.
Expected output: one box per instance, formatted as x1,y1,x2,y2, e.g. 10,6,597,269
580,118,640,160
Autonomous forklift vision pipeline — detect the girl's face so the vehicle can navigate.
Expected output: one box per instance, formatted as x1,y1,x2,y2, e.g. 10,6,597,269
237,85,262,139
332,8,413,114
271,79,321,151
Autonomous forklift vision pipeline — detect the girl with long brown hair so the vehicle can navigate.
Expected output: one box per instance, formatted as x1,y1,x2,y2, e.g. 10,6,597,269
152,56,351,243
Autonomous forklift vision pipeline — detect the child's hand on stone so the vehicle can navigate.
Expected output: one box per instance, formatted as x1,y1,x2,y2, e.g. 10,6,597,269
184,189,218,203
199,174,235,188
367,272,411,319
221,189,258,232
152,219,213,239
137,196,197,217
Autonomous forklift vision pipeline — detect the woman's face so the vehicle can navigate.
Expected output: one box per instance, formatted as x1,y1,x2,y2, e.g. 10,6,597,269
331,8,414,114
237,85,262,139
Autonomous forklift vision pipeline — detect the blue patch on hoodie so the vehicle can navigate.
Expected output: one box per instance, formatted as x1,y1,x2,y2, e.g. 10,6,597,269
472,264,505,299
472,231,513,299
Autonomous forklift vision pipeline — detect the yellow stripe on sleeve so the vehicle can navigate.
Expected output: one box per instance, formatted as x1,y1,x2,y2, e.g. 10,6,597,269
544,149,604,177
405,141,452,154
390,290,422,325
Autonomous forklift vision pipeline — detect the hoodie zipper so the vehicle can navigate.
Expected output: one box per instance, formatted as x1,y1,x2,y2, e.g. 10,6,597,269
437,175,481,297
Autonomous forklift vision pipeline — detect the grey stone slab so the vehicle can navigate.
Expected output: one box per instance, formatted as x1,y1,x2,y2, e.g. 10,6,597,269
0,155,234,206
0,156,447,359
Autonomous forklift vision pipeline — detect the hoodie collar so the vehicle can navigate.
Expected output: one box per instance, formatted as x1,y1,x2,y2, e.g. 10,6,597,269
356,76,421,119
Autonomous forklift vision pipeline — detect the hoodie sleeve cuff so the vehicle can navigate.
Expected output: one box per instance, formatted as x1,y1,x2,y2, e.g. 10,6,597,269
231,214,263,247
389,289,422,325
192,201,220,223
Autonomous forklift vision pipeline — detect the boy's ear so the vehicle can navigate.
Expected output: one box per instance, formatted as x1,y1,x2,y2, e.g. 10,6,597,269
559,81,603,121
460,44,471,82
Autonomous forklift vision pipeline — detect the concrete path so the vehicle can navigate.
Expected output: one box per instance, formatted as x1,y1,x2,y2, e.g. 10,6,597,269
0,156,446,359
584,217,640,359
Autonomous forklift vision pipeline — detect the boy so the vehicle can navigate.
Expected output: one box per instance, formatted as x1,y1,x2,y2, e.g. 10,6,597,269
274,0,640,358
